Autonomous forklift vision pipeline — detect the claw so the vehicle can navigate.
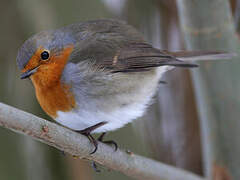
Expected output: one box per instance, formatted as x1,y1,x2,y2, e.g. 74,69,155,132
98,132,118,151
77,122,107,154
103,140,118,151
89,134,98,154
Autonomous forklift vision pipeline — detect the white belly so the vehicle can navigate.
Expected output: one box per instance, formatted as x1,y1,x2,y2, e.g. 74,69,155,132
56,66,172,133
55,99,148,133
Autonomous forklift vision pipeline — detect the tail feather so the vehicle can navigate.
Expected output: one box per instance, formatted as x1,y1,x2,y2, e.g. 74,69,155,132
169,51,236,61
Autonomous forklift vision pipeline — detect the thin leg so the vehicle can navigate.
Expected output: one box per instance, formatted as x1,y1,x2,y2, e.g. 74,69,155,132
77,122,107,154
97,132,118,151
78,122,107,134
90,132,118,173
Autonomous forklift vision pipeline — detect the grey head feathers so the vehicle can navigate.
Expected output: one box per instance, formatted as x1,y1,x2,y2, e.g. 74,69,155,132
16,19,132,70
16,28,76,70
16,35,37,70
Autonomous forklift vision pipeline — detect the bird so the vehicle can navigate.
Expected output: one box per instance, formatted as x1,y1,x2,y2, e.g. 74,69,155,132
16,19,233,154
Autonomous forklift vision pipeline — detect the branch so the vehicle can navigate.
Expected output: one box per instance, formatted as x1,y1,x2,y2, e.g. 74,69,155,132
0,102,204,180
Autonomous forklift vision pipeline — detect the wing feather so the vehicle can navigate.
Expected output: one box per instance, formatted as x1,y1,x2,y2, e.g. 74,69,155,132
69,20,197,73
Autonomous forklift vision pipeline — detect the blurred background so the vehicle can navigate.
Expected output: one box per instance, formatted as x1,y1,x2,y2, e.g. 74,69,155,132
0,0,239,179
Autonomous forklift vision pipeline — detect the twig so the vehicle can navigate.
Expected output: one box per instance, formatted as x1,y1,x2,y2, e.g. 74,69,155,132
0,102,204,180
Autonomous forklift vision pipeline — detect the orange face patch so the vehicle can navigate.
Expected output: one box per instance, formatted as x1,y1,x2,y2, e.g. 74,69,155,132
27,45,76,118
30,45,74,87
22,46,45,73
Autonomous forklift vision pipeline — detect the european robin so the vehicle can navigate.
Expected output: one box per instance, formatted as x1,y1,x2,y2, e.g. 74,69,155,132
16,19,233,153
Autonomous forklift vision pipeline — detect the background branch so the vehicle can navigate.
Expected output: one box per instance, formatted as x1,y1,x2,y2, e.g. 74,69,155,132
177,0,239,179
0,102,204,180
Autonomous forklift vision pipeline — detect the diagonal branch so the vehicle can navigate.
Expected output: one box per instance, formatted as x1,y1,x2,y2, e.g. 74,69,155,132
0,102,204,180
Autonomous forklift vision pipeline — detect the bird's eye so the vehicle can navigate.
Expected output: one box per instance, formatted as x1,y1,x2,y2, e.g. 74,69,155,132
41,51,50,60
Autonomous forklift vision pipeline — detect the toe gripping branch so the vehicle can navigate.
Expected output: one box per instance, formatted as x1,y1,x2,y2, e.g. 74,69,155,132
97,132,118,151
77,122,118,154
77,122,118,172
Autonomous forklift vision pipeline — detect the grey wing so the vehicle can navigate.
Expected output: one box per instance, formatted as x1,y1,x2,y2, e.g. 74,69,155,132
98,43,198,73
69,19,197,73
73,42,198,73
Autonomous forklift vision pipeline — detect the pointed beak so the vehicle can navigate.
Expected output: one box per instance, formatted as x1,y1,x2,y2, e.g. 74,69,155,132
20,66,39,79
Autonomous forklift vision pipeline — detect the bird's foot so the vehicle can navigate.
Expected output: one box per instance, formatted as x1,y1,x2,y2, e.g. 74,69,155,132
77,122,107,154
77,124,118,173
97,132,118,151
90,132,118,173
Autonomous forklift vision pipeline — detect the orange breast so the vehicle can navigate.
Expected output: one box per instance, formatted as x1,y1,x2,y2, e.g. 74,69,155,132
30,45,76,118
33,81,76,118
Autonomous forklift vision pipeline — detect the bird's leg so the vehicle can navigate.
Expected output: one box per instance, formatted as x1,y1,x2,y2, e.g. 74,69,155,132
76,122,118,173
90,132,118,173
77,122,107,154
97,132,118,151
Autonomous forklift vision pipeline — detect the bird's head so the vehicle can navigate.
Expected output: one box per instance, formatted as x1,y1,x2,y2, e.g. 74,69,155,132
16,28,75,86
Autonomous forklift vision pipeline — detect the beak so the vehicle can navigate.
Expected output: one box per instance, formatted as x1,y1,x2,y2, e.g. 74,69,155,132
20,66,39,79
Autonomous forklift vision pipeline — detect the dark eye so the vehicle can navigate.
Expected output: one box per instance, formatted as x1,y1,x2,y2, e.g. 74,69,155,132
41,51,50,60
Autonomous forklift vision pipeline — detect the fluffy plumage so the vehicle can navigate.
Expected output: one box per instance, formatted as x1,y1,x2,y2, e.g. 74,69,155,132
17,19,233,133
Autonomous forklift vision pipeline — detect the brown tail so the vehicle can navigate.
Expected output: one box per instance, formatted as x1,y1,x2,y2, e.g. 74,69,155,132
168,51,236,61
